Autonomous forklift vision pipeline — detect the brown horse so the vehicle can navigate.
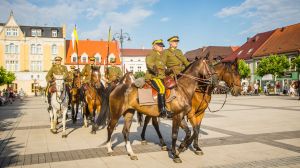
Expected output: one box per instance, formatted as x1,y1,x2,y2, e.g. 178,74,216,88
139,59,242,157
69,69,81,123
81,66,104,133
102,58,213,162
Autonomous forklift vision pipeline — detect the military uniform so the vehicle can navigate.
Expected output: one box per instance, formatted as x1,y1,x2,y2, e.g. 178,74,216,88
66,65,76,87
146,39,171,118
81,57,96,84
106,65,122,83
164,36,190,76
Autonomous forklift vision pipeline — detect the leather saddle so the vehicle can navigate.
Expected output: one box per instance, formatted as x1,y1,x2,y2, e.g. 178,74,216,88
143,82,171,99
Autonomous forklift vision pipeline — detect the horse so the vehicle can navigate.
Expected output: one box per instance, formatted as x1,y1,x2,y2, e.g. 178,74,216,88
100,58,213,162
49,74,69,138
291,80,300,99
81,66,104,133
69,69,81,123
138,59,242,156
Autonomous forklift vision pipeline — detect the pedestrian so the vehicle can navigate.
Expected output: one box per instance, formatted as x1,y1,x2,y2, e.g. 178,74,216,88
254,83,259,95
263,84,268,95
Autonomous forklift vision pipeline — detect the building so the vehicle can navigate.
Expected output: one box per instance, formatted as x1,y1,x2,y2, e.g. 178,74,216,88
121,49,151,73
0,11,66,95
65,39,120,74
185,46,239,62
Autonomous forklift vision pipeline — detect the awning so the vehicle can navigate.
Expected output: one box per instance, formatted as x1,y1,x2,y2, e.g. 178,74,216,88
262,74,273,81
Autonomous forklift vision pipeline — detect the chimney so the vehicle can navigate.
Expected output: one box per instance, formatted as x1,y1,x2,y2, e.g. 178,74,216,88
281,27,285,32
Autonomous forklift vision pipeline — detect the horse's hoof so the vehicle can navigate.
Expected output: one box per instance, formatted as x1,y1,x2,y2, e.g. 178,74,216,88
90,130,96,134
107,152,113,156
50,129,57,134
141,140,147,145
62,134,67,138
161,146,168,151
194,150,204,155
173,157,182,163
130,155,138,160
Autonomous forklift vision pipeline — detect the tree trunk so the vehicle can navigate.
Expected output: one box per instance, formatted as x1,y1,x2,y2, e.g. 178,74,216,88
274,75,277,94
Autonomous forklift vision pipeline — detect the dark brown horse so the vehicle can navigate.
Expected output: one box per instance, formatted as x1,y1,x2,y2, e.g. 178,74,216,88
139,59,242,157
81,66,104,133
102,58,213,162
69,69,81,123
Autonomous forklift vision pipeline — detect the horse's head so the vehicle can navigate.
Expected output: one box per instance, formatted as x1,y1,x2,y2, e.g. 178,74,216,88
91,66,101,88
73,70,81,88
53,74,65,92
215,59,242,96
184,58,215,81
121,72,135,85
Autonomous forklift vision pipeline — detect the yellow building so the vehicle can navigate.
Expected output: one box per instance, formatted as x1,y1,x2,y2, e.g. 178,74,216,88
0,11,66,95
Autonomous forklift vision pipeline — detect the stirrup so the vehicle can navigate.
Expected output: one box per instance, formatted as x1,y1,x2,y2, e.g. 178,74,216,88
48,105,52,111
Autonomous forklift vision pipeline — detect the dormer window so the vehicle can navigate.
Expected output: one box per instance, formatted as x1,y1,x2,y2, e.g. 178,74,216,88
247,48,253,54
31,29,42,37
52,30,58,37
237,50,243,56
6,28,18,36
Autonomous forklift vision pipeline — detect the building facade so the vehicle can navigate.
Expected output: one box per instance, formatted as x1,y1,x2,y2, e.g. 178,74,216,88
0,12,66,95
121,49,151,73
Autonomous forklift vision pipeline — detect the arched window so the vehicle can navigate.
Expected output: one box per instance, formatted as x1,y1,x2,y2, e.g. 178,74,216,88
81,53,88,63
31,44,36,54
71,53,77,63
108,53,116,63
52,44,57,55
94,53,101,63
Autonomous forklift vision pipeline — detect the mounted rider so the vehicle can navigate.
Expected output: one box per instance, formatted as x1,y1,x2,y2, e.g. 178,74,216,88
145,39,172,118
81,57,97,85
66,65,76,109
45,56,68,111
104,57,122,93
163,36,190,76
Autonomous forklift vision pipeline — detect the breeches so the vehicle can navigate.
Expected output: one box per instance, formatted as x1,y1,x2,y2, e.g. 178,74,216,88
150,78,165,94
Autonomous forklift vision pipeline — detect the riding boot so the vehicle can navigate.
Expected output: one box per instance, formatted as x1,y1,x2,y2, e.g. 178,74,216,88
162,94,173,118
158,94,172,118
47,93,52,111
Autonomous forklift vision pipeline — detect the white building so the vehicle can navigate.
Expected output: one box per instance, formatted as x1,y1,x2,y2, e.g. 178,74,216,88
121,49,151,73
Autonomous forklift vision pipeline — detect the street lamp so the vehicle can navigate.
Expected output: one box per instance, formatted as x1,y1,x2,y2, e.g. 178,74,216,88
113,29,131,73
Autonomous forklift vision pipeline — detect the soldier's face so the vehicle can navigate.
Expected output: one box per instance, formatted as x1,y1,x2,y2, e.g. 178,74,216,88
91,60,95,64
170,41,178,48
154,45,163,52
55,60,61,65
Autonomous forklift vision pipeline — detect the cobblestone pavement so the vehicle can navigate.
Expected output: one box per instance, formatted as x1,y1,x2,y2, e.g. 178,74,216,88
0,95,299,168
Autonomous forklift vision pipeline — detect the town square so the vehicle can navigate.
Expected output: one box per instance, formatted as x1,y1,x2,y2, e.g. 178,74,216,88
0,0,300,167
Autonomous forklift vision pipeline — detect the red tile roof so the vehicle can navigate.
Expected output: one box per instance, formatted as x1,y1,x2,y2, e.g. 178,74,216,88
121,49,152,57
185,46,237,61
253,23,300,57
65,40,120,65
223,30,275,62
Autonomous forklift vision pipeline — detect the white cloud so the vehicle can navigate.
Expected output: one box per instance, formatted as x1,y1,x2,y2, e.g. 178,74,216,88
160,17,169,22
216,0,300,34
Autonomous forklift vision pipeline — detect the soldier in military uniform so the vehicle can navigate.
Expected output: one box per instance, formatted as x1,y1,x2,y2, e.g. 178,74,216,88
81,57,96,84
164,36,190,76
145,39,171,118
66,65,76,109
105,58,122,89
45,56,68,110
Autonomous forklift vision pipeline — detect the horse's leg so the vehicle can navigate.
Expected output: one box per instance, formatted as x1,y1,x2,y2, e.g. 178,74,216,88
52,108,58,134
49,108,54,132
91,102,101,134
71,101,76,124
172,114,182,163
178,118,191,153
62,108,68,138
152,117,168,151
140,116,151,145
106,114,121,155
83,104,88,128
75,100,79,123
123,110,138,160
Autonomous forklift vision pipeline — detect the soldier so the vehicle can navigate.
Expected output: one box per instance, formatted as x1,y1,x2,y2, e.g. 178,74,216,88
105,58,122,90
145,39,171,118
45,56,68,110
164,36,190,76
81,57,96,84
66,65,76,110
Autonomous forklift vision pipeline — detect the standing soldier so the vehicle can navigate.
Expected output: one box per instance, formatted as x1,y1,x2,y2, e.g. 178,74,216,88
164,36,190,76
45,56,68,111
145,39,171,118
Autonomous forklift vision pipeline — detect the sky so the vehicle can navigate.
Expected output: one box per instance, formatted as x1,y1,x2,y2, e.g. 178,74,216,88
0,0,300,52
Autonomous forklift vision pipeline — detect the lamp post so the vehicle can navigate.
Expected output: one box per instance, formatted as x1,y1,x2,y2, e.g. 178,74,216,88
113,29,131,73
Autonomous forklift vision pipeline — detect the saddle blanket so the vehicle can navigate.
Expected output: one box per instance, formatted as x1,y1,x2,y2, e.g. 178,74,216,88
137,89,176,106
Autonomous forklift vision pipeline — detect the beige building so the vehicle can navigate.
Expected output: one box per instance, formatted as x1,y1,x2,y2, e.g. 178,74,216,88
0,11,66,95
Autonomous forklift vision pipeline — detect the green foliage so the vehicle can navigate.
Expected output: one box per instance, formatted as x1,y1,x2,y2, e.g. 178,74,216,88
0,66,16,86
238,59,250,79
134,71,145,78
292,55,300,72
256,54,290,77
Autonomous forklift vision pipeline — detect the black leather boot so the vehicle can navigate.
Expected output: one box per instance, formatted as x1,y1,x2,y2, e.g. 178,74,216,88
158,94,172,118
162,94,173,118
47,93,52,111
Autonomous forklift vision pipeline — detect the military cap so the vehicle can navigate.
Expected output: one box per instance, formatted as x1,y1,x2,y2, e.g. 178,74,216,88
54,56,62,61
89,57,95,61
152,39,165,47
70,65,76,69
110,57,116,63
167,36,179,42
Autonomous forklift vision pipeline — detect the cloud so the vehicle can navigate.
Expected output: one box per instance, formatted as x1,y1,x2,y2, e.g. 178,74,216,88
0,0,157,38
160,17,170,22
216,0,300,34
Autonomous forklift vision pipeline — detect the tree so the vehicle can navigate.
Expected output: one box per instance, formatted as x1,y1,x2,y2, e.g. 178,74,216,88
256,54,290,93
292,55,300,72
238,59,250,79
134,71,145,79
0,67,7,86
5,71,16,85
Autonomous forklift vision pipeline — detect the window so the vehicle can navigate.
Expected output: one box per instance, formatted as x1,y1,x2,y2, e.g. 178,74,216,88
31,29,42,37
94,53,101,63
30,61,42,71
237,50,243,56
52,44,57,55
6,28,18,36
291,57,296,70
71,53,77,63
36,44,42,54
52,30,58,37
5,60,19,71
137,66,142,72
130,66,134,72
5,43,19,54
130,59,133,62
31,44,36,54
81,53,88,63
108,53,116,63
247,48,253,54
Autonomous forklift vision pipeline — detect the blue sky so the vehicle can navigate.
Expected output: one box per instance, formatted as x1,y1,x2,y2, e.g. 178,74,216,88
1,0,300,52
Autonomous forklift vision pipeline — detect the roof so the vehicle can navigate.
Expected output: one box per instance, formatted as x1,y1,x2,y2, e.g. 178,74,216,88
253,23,300,57
19,26,63,38
65,40,120,65
185,46,237,61
121,49,152,57
223,30,275,62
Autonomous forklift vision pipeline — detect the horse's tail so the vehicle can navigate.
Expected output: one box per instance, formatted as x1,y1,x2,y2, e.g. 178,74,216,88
137,112,143,127
95,86,110,128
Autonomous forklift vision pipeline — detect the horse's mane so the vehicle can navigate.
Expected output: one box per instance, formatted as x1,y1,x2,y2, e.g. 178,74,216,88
119,72,133,83
181,58,203,74
215,61,239,74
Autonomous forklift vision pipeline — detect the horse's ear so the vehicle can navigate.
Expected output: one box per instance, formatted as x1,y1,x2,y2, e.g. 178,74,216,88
126,69,129,73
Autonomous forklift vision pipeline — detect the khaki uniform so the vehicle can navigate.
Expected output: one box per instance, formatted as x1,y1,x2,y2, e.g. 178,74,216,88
46,64,68,82
81,64,96,83
106,66,122,83
66,70,74,86
145,50,167,80
164,47,190,75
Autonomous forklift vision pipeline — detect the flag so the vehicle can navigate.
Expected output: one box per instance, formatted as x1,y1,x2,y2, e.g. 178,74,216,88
71,25,79,50
108,26,112,42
